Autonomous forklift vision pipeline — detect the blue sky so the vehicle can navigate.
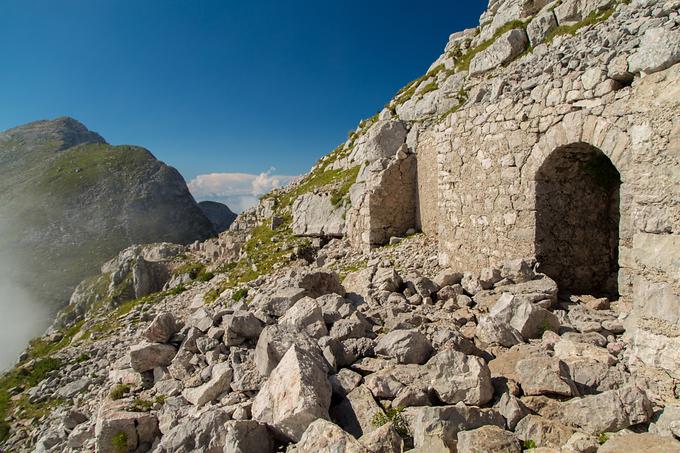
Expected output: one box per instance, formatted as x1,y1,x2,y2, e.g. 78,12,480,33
1,0,486,210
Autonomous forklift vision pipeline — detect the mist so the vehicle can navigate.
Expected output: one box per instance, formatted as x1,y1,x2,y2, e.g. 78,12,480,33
0,274,51,371
0,217,53,372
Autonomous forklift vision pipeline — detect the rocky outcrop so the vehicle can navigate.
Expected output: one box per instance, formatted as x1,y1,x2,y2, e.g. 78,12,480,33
292,192,346,237
198,200,237,233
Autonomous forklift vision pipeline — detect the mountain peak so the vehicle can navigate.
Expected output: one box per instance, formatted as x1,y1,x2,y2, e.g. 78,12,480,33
1,116,107,151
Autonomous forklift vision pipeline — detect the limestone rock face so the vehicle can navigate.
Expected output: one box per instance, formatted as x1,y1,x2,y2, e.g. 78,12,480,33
350,120,408,163
292,192,346,238
347,155,417,249
198,200,237,233
470,29,529,76
628,27,680,75
252,345,332,442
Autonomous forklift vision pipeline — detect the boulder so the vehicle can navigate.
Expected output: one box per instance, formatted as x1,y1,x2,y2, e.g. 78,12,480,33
182,362,233,406
251,287,307,318
294,419,368,453
359,422,403,453
298,270,346,298
94,401,159,453
254,325,326,376
365,349,493,406
496,393,530,430
500,258,536,284
230,347,265,392
514,415,575,449
223,420,274,453
330,312,373,341
516,355,575,396
129,342,176,373
628,28,680,76
457,425,522,453
650,404,680,438
154,408,231,452
329,368,363,397
331,385,383,438
428,349,494,405
475,315,524,347
222,310,264,346
188,307,215,332
598,432,680,453
317,293,356,324
562,386,653,434
470,29,529,76
252,345,332,442
374,329,433,364
407,403,505,451
489,293,559,340
278,297,328,338
144,312,178,343
527,9,558,46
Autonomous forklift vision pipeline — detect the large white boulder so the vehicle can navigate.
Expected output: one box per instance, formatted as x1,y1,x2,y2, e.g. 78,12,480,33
252,345,332,442
469,29,528,76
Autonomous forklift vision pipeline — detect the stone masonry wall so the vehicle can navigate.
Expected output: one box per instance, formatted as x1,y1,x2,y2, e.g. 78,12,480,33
430,1,680,377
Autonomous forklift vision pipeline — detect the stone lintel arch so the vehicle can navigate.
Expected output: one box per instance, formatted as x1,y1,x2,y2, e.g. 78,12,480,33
521,113,631,184
522,114,632,297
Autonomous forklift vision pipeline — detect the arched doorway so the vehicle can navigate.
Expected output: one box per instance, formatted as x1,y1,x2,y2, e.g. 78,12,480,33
535,143,621,296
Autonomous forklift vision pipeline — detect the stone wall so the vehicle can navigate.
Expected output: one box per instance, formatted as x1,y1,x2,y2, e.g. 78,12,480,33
347,154,417,250
292,0,680,377
414,127,439,234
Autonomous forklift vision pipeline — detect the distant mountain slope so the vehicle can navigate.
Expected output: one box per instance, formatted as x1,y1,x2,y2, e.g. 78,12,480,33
198,200,237,233
0,117,215,310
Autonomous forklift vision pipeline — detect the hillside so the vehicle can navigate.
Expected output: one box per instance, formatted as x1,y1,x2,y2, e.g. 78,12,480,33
1,0,680,452
0,117,215,312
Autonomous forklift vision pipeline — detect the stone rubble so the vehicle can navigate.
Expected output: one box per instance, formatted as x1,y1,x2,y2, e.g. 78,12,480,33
3,0,680,452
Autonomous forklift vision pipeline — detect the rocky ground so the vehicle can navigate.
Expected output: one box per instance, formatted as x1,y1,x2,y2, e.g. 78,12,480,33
1,228,679,452
1,0,680,452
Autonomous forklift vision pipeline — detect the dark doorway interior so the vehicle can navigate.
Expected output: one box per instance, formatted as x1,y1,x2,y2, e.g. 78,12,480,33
535,143,621,297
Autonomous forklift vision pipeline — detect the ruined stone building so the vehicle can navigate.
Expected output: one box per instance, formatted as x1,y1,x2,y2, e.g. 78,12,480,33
290,0,680,379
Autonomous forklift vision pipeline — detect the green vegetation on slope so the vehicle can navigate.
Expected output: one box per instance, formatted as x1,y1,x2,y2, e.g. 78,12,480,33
454,20,529,72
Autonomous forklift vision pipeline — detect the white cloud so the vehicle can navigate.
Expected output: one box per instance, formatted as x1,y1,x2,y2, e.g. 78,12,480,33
187,168,296,213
